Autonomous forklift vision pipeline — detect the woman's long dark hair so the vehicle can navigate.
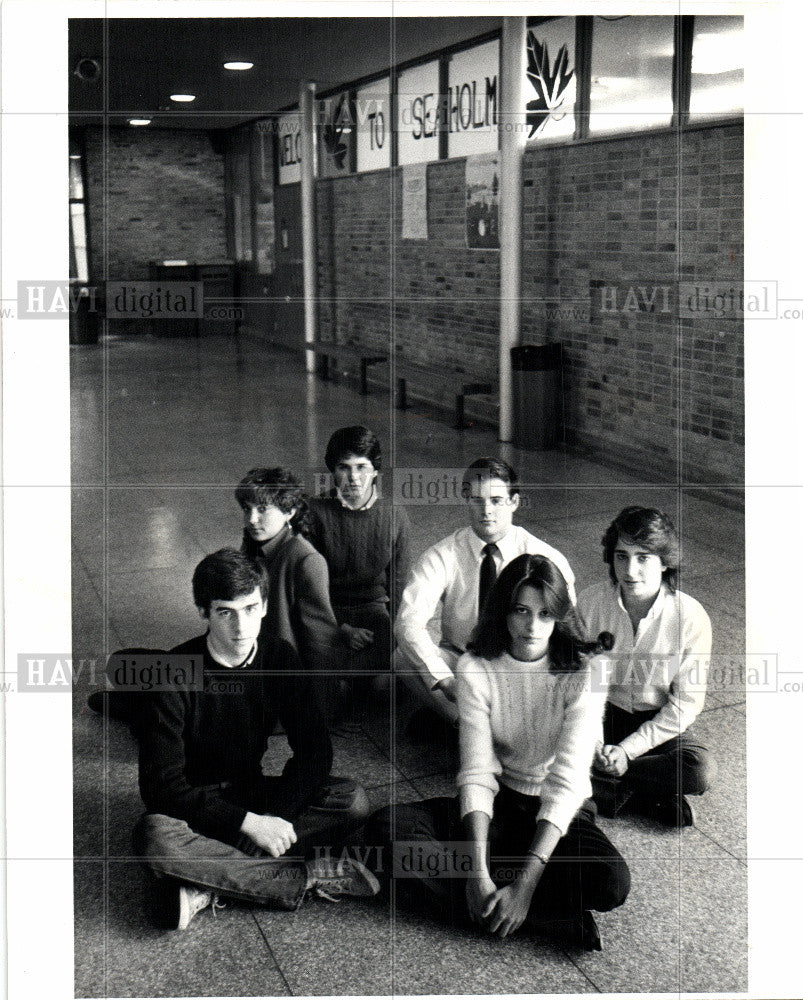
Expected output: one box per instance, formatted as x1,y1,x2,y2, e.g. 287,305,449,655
468,554,612,672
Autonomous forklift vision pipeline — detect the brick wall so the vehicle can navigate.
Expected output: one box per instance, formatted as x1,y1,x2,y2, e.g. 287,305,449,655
316,122,744,486
83,127,227,285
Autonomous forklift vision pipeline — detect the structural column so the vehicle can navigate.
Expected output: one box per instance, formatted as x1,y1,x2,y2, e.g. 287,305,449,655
498,17,527,442
300,81,318,373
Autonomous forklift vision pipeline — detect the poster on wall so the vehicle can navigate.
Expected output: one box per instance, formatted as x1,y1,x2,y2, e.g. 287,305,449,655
232,194,244,260
252,124,275,274
402,163,428,239
465,151,499,249
254,201,275,274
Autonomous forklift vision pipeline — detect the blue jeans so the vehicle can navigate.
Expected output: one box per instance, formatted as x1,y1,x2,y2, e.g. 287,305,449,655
133,777,370,911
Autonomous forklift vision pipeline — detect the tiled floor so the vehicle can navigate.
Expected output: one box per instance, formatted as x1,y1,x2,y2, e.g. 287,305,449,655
72,335,747,996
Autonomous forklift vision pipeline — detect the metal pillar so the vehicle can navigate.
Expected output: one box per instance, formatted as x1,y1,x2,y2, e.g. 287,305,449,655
498,17,527,442
300,81,318,373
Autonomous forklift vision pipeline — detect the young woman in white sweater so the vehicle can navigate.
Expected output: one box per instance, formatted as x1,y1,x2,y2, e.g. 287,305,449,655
367,554,630,950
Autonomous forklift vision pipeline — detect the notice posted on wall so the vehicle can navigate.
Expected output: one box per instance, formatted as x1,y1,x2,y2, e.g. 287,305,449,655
465,151,500,249
402,163,428,239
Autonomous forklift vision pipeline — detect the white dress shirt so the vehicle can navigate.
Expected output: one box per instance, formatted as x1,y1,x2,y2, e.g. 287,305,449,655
395,524,576,687
577,580,712,760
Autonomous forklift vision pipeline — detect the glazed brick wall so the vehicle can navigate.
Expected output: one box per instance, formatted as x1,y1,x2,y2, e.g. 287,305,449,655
316,122,743,486
83,127,227,285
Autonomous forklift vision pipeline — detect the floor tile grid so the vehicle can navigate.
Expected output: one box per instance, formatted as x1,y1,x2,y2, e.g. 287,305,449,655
74,345,262,994
78,604,744,988
247,913,295,996
396,709,745,995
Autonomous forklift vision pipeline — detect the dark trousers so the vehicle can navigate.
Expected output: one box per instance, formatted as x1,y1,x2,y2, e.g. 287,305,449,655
602,702,717,800
332,600,392,674
365,786,630,926
134,777,370,911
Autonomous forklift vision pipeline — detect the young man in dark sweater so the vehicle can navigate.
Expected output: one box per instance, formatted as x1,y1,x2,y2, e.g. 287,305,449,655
134,548,378,930
307,426,411,680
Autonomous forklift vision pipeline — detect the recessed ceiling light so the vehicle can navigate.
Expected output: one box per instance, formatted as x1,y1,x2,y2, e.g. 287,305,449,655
128,118,152,126
170,94,196,103
224,61,253,71
69,153,81,160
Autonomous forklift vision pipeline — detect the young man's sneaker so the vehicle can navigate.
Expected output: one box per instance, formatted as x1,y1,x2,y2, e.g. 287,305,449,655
305,857,380,902
154,878,224,930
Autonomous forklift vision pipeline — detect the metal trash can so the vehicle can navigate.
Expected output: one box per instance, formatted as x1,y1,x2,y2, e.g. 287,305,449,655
511,343,563,450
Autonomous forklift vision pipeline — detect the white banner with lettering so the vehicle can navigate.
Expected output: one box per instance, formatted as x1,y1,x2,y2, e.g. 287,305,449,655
447,39,499,159
277,111,302,185
396,60,440,166
356,78,391,172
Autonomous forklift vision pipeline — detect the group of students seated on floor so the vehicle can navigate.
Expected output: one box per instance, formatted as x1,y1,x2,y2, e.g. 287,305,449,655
91,425,715,951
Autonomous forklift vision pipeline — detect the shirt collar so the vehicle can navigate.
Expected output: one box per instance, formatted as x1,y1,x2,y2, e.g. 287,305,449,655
206,635,259,670
615,580,667,621
467,525,515,560
334,483,378,510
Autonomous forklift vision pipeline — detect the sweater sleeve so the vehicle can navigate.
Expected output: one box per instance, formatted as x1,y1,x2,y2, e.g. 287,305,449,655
619,604,712,760
293,549,343,670
536,659,607,836
137,691,247,841
456,654,502,819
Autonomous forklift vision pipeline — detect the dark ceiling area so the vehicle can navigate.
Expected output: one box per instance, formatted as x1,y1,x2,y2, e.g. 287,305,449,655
69,16,503,130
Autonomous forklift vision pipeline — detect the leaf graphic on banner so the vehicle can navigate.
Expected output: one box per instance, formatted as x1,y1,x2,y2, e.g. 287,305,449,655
526,32,574,138
323,94,349,169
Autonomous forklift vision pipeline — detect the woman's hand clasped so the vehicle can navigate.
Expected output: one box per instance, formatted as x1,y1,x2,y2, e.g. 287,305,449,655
466,870,540,938
465,871,497,927
484,880,537,938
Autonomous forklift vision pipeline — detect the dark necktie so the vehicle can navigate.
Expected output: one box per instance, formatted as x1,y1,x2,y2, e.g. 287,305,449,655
479,543,500,614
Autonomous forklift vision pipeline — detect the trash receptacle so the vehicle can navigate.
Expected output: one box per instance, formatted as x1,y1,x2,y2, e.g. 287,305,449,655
69,284,100,345
511,343,563,450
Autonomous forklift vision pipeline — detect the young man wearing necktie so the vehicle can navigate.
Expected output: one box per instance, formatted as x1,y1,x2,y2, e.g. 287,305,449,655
395,457,576,726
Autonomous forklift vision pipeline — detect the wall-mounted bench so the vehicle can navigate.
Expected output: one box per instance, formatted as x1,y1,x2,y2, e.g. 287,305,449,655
311,342,388,395
394,359,496,430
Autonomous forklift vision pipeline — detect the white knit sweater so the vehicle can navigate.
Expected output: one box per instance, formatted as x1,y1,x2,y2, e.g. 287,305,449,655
456,650,607,836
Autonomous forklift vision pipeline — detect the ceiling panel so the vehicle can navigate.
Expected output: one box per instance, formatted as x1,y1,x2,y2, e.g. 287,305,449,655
69,16,503,130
